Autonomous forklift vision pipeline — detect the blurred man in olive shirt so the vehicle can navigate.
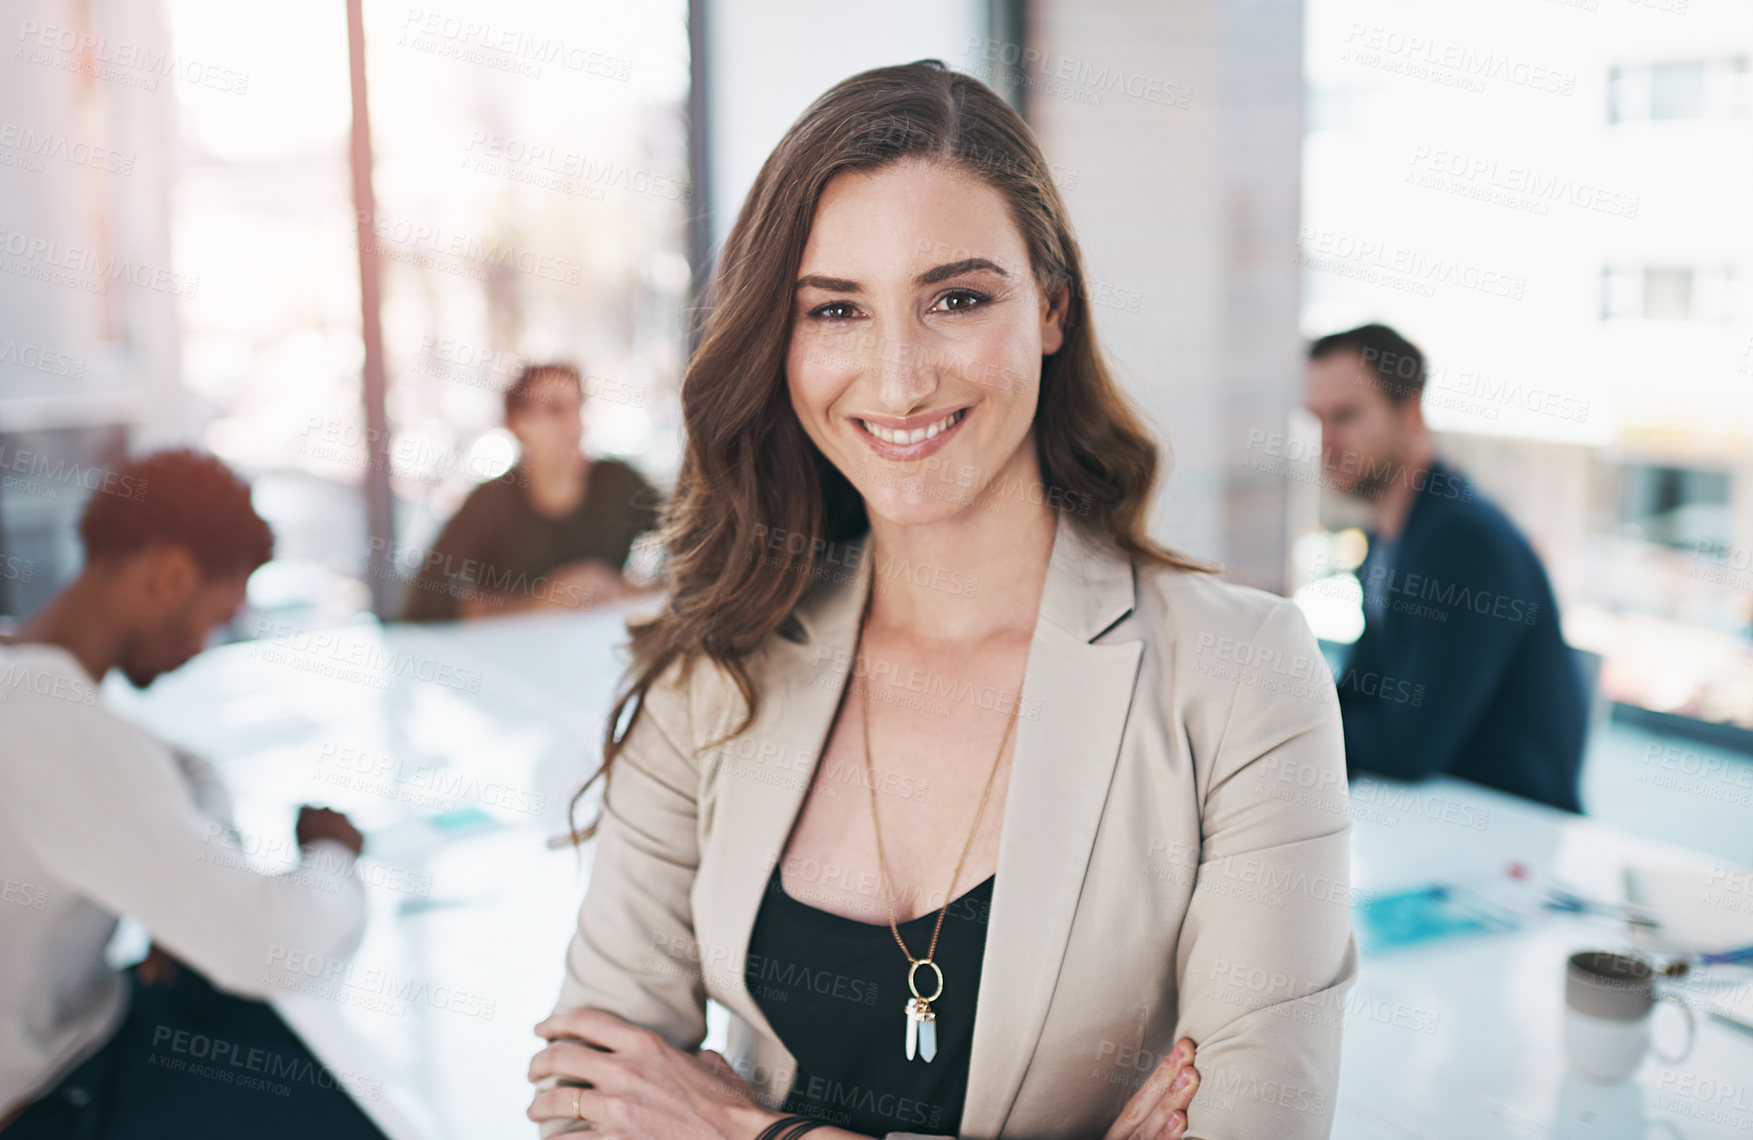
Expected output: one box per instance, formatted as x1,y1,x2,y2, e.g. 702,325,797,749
402,363,664,621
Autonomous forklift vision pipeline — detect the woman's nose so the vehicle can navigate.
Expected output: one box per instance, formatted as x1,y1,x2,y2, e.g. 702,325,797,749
867,333,937,401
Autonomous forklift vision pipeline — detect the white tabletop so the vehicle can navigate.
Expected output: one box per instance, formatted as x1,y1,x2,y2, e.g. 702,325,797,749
1342,777,1753,1140
104,609,1753,1140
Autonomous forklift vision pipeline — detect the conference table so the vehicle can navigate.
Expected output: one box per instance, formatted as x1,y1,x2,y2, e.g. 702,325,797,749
104,602,1753,1139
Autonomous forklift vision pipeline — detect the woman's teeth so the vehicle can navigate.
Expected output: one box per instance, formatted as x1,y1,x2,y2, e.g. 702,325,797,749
859,408,967,445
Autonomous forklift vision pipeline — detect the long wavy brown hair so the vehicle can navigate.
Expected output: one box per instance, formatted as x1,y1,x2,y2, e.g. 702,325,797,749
567,59,1210,842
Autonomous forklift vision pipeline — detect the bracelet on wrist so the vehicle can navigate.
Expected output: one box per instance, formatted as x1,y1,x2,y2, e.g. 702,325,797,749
754,1113,830,1140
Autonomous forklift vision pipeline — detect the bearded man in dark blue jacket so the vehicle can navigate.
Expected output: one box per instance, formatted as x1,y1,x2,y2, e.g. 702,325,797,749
1303,324,1587,813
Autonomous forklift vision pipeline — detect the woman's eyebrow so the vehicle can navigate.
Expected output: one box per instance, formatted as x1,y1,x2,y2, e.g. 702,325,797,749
795,274,860,292
794,258,1012,293
916,257,1009,285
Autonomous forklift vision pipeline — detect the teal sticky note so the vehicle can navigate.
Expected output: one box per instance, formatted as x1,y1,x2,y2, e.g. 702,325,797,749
428,806,495,832
1356,884,1521,954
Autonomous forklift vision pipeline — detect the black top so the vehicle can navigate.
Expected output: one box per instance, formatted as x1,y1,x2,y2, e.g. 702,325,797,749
746,863,995,1137
1338,459,1587,812
400,457,662,621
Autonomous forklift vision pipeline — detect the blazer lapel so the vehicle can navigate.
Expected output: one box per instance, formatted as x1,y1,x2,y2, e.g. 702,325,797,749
960,514,1142,1138
703,514,1143,1139
704,532,877,1057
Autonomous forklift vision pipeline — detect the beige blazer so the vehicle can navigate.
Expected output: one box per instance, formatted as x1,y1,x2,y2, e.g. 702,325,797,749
544,509,1358,1139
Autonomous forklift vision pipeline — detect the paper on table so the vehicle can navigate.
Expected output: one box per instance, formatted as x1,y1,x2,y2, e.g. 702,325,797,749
1708,979,1753,1035
1623,862,1753,954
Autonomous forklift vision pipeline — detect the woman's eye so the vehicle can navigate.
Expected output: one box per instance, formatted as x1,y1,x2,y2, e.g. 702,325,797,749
935,290,989,313
811,301,857,320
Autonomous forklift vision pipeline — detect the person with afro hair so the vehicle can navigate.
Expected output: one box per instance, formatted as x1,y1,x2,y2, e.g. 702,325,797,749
0,449,382,1136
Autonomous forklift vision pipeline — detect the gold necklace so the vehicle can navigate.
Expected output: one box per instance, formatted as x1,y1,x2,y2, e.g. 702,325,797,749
854,582,1019,1063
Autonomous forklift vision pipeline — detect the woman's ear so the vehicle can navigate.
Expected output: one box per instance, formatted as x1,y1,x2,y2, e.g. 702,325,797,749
1040,282,1070,356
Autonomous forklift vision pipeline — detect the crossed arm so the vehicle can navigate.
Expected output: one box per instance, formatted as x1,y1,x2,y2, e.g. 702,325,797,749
526,655,1202,1140
1169,600,1359,1139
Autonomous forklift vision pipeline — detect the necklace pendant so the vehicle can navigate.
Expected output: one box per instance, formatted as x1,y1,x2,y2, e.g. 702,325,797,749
905,996,938,1063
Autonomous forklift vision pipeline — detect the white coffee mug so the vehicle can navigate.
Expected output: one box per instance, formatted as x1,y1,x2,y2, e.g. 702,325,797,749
1563,950,1695,1084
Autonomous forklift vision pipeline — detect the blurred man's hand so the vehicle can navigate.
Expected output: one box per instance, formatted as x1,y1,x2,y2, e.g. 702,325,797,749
548,559,628,609
296,806,364,855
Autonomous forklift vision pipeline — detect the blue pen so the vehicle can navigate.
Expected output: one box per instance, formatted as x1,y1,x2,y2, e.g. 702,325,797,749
1541,884,1661,928
1697,945,1753,967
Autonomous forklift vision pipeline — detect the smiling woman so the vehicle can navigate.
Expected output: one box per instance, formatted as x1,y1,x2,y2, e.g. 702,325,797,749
790,166,1049,482
530,60,1357,1140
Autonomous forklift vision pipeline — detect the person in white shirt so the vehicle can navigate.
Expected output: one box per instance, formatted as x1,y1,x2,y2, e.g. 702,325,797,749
0,449,380,1137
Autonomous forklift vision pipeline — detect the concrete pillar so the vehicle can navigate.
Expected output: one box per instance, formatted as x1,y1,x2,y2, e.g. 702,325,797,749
1015,0,1304,590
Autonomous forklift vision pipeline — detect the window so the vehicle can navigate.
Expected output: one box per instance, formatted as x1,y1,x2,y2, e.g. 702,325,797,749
165,0,692,625
1619,464,1731,553
1601,266,1739,322
0,425,129,622
1643,268,1694,320
1609,58,1750,123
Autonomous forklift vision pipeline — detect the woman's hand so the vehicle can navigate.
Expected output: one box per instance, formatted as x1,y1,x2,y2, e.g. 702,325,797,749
135,942,181,987
1100,1038,1200,1140
529,1008,781,1138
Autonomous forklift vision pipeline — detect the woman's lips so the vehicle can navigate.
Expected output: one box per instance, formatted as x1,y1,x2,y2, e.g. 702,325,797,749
851,407,971,461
